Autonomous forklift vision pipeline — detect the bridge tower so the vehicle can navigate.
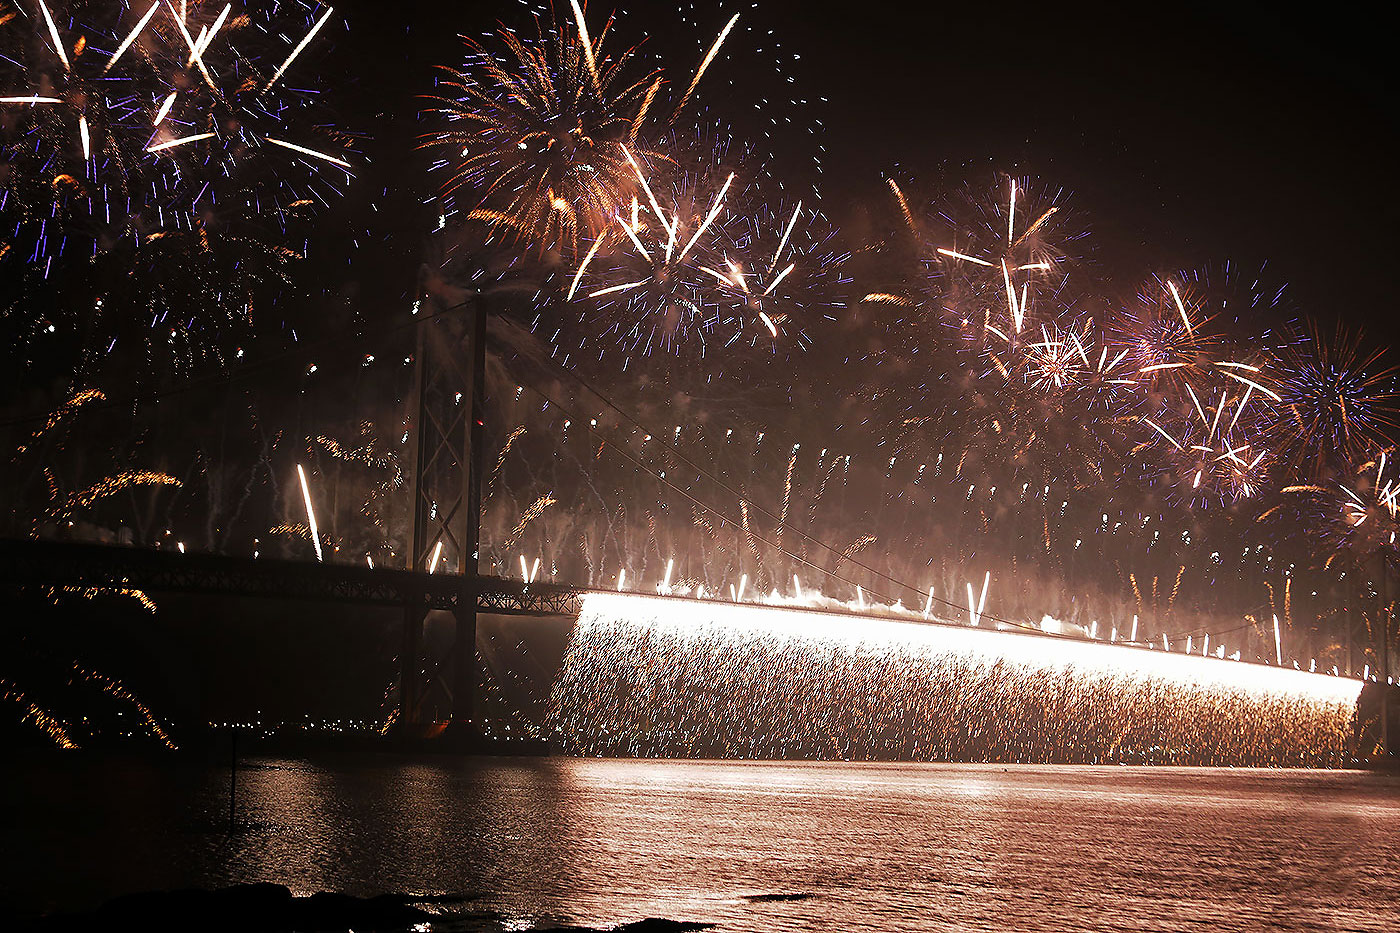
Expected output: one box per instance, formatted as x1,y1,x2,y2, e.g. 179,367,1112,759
400,293,487,734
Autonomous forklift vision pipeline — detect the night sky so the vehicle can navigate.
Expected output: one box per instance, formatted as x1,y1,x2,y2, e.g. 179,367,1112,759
784,2,1397,321
345,1,1396,327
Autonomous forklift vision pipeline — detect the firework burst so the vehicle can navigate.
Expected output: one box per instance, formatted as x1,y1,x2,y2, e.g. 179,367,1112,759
1287,447,1400,563
1114,275,1221,399
424,7,656,254
1116,265,1293,406
866,176,1130,490
567,141,741,352
560,133,840,364
1138,383,1272,508
423,2,744,256
1,1,350,259
1,1,350,377
1270,324,1400,476
708,196,845,353
1020,318,1139,409
884,174,1084,348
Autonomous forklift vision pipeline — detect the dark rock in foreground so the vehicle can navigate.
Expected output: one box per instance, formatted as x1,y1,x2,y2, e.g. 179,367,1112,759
533,921,712,933
22,883,712,933
29,883,434,932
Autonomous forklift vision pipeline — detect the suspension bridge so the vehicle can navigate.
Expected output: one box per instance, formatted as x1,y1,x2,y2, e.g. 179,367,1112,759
2,297,1395,757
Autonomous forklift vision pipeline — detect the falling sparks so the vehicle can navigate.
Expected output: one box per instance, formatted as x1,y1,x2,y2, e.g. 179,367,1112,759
550,595,1361,765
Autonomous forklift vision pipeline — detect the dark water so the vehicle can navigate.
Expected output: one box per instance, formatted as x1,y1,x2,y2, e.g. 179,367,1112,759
3,756,1398,931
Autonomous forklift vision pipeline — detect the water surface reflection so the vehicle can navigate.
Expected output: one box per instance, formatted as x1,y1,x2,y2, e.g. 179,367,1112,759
4,757,1397,931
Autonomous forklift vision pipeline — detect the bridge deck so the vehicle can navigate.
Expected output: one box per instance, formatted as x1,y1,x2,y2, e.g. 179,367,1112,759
0,538,583,616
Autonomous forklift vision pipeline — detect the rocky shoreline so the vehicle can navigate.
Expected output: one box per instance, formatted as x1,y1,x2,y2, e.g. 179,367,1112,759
19,883,712,933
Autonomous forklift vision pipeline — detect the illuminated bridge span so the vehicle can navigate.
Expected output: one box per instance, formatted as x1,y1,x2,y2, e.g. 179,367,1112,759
0,537,1380,763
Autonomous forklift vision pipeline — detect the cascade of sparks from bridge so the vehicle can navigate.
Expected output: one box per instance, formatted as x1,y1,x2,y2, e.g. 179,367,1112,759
548,594,1363,766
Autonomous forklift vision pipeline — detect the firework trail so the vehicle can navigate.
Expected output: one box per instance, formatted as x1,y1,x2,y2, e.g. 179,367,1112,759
1,680,77,748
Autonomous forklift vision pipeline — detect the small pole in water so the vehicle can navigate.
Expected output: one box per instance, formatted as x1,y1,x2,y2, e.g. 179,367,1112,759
228,727,237,835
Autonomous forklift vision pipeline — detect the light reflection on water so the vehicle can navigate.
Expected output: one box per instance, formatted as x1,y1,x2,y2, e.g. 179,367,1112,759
4,757,1399,931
